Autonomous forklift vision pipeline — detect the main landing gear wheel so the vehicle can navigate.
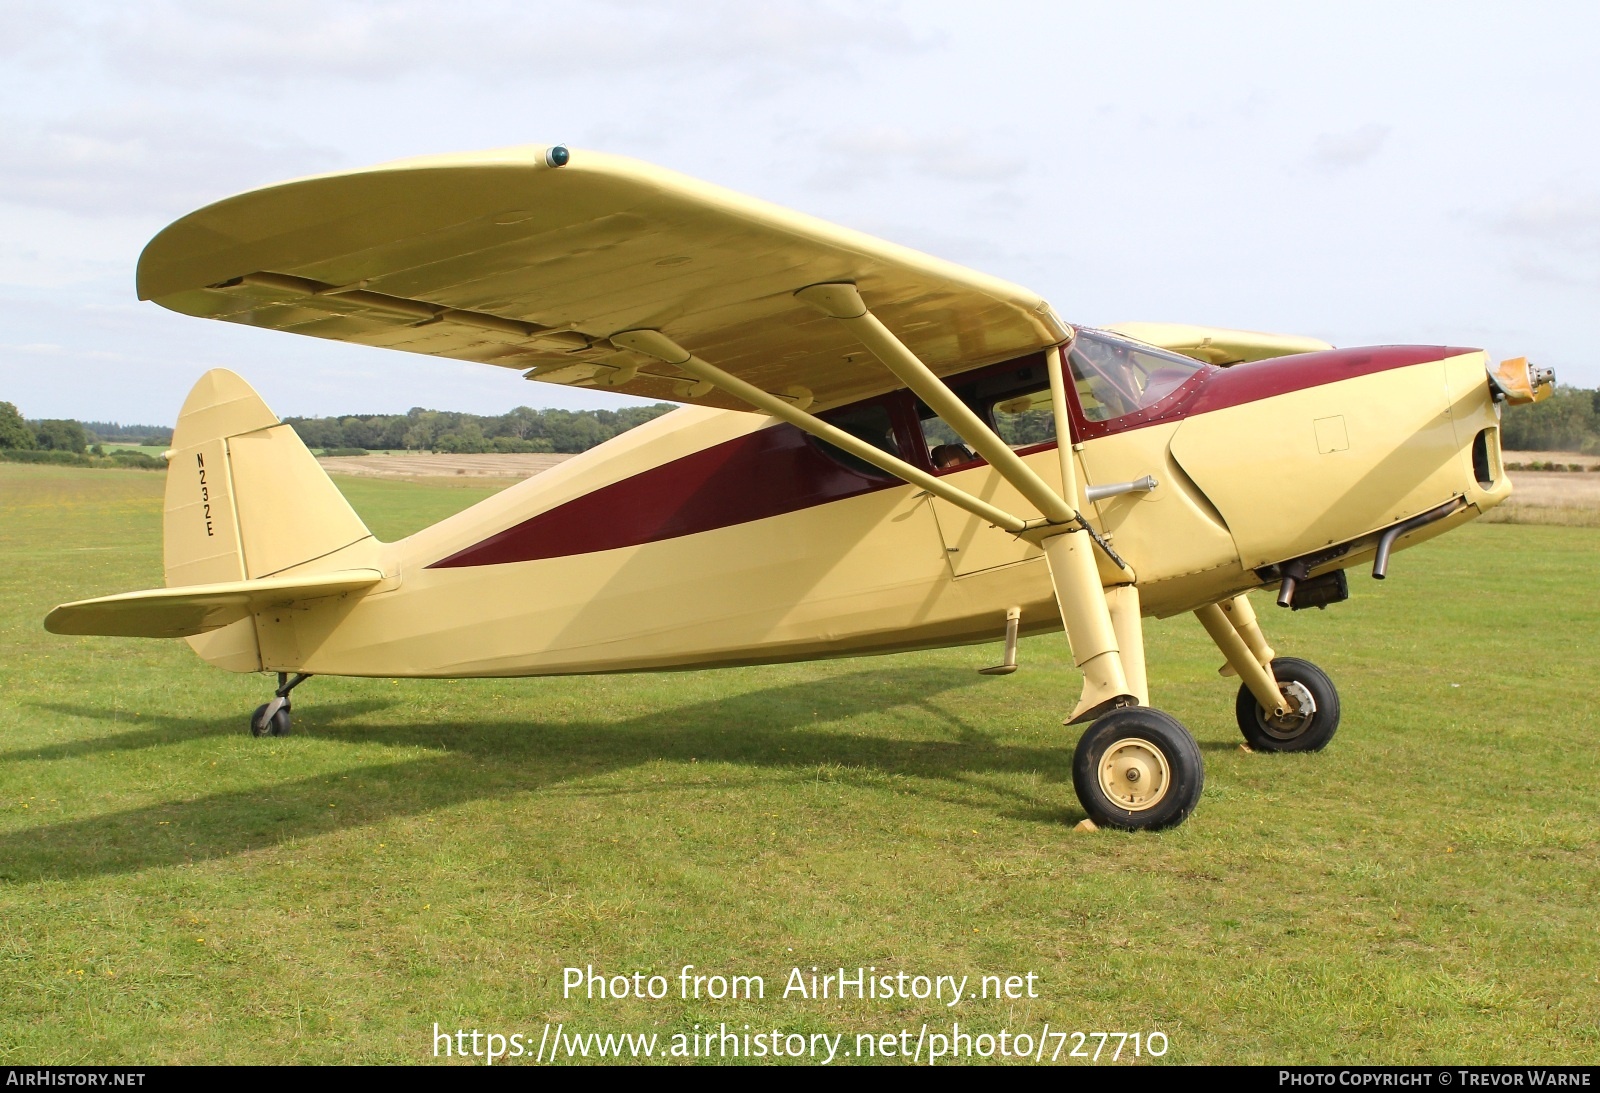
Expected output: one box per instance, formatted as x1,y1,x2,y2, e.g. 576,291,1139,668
1235,656,1340,753
1072,707,1204,831
250,703,291,737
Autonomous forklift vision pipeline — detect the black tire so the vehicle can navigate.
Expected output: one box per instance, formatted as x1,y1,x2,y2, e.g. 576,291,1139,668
249,703,291,737
1234,656,1339,753
1072,707,1204,831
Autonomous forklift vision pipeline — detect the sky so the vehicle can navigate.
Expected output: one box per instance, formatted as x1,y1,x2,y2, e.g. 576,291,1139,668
1,0,1596,425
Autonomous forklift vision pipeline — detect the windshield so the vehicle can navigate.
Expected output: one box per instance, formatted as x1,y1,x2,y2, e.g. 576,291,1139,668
1067,330,1206,423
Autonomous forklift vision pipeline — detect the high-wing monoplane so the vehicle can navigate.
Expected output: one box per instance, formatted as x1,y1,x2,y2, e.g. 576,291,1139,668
45,145,1554,829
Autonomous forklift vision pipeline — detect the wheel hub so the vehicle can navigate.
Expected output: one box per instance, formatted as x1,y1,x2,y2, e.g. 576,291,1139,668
1259,680,1317,738
1097,737,1171,811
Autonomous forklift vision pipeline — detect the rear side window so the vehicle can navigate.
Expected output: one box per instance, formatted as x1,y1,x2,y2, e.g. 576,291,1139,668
812,402,901,477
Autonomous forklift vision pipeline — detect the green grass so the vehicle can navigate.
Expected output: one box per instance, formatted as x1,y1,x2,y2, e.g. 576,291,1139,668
2,462,1597,1065
327,474,507,541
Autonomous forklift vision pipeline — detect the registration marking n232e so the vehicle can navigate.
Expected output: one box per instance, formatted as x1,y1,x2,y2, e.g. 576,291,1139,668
196,452,213,537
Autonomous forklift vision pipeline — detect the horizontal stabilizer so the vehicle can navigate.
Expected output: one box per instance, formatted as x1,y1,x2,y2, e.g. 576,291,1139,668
45,569,383,639
1105,322,1333,366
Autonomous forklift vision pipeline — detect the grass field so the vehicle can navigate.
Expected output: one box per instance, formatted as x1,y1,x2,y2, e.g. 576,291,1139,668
1,462,1597,1065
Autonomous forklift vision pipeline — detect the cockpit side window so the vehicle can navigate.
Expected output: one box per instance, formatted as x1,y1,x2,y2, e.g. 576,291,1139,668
991,388,1055,446
914,358,1059,468
1067,330,1205,423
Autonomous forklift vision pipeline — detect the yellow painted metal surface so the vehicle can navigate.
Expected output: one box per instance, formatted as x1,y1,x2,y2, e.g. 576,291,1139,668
45,571,382,639
230,425,371,579
929,459,1056,576
139,146,1066,413
1077,422,1239,593
1167,353,1477,571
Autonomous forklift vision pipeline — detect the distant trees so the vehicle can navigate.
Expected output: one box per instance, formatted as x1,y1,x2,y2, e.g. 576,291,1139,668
0,402,32,450
78,421,173,446
1499,386,1600,453
0,407,176,451
32,419,90,453
279,403,677,454
3,398,680,459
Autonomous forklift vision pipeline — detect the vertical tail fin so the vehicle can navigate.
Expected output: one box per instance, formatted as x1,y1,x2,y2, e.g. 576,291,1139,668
164,369,375,670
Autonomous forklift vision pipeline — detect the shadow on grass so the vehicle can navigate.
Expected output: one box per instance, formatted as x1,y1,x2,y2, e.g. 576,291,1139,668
13,700,397,762
2,668,1087,881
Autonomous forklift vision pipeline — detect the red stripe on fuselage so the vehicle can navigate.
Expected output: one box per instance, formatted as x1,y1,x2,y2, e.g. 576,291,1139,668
428,422,895,568
1182,344,1472,419
429,344,1475,568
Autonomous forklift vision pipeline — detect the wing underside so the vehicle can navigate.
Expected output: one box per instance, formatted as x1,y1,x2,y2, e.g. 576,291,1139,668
138,146,1067,412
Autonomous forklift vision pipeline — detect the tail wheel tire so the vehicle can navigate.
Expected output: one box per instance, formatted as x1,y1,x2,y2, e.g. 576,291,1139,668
1072,707,1204,831
1235,656,1339,753
249,704,291,737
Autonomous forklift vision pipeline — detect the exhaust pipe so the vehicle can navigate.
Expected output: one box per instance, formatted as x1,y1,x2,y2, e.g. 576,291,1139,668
1372,498,1465,580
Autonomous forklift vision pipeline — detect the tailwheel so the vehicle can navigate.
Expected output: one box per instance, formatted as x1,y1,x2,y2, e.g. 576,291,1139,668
250,702,291,737
1072,707,1204,831
1234,657,1340,753
248,672,310,738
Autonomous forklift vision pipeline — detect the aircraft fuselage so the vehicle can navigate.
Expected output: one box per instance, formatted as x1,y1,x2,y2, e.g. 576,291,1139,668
206,339,1509,679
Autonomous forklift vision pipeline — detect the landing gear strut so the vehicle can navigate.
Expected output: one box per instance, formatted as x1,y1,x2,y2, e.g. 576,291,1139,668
250,672,310,737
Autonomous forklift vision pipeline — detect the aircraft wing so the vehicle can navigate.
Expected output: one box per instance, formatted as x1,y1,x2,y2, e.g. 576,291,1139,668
45,570,383,639
1105,322,1333,365
138,146,1068,412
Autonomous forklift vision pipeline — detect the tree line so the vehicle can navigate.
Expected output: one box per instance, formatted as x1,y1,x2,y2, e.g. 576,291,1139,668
5,384,1598,462
0,403,170,455
0,400,678,457
0,402,167,467
1496,386,1600,453
282,404,676,454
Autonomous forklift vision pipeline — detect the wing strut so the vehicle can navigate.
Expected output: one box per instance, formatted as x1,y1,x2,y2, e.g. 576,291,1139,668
616,284,1143,723
795,282,1138,720
796,284,1076,525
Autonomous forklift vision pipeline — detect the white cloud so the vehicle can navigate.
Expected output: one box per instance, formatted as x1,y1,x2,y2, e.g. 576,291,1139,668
812,127,1028,188
85,1,926,90
1482,190,1600,286
1310,123,1391,172
0,109,340,218
0,0,74,62
1492,191,1600,251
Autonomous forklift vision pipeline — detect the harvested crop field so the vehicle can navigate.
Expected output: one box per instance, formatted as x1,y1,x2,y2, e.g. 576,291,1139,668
317,452,573,482
1490,451,1600,527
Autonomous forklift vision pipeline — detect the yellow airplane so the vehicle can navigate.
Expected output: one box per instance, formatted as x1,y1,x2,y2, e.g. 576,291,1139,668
44,145,1554,831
